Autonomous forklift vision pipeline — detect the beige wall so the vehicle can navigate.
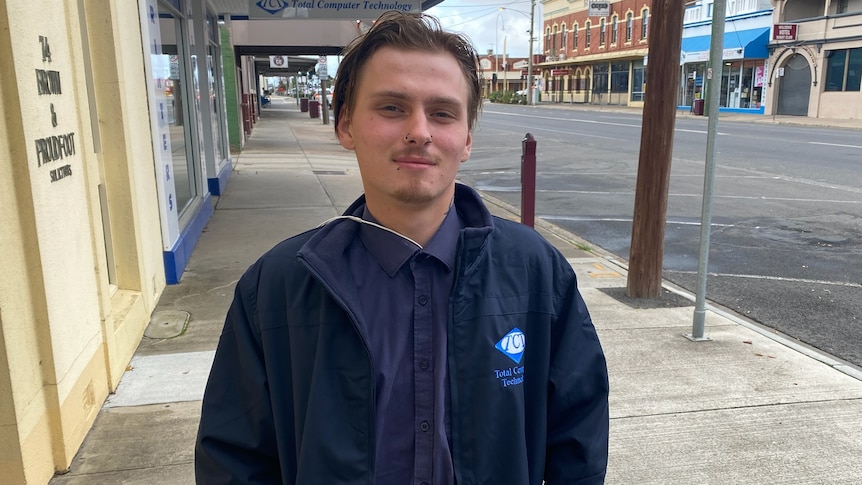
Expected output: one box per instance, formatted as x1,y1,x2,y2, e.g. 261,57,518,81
767,2,862,119
0,0,166,482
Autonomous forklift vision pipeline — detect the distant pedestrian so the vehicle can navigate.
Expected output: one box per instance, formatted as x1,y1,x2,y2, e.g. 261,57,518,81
195,10,609,485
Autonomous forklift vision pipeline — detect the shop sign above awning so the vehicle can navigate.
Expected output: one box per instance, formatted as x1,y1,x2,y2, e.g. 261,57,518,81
247,0,422,19
680,27,769,64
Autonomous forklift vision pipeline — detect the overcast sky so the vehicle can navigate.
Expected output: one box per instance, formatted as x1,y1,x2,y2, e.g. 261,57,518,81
426,0,542,58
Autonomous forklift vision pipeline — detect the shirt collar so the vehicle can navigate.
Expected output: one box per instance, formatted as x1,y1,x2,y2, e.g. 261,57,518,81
359,204,462,277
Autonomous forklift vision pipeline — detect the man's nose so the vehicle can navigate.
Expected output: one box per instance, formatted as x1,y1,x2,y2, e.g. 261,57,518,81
404,115,432,145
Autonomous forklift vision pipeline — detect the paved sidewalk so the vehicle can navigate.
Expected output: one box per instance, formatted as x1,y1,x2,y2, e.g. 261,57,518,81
51,99,862,484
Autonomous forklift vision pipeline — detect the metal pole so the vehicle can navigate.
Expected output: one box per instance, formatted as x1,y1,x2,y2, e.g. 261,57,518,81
527,0,535,105
521,133,536,227
688,0,727,342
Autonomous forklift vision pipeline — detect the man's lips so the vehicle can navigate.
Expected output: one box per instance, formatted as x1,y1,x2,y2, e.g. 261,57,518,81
394,156,435,169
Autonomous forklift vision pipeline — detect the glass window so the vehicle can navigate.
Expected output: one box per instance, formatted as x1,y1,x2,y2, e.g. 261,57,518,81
612,16,618,44
585,21,591,47
592,63,608,96
573,24,579,50
632,60,646,101
552,25,557,53
642,9,649,39
562,24,567,51
159,4,198,215
827,48,862,92
847,48,862,91
600,18,606,46
611,62,629,93
626,13,633,41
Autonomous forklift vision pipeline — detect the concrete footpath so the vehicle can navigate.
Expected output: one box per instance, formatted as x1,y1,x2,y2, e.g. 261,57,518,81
50,99,862,484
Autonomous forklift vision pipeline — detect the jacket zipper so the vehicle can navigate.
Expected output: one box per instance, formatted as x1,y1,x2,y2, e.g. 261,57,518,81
299,255,377,484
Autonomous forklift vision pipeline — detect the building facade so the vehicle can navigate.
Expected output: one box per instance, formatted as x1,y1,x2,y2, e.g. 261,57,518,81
1,1,440,482
480,51,533,95
1,2,170,482
538,0,654,106
766,0,862,118
679,0,774,114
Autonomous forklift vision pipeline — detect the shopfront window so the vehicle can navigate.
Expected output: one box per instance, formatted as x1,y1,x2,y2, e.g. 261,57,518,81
610,62,629,105
159,3,198,215
825,48,862,92
719,60,765,108
592,63,608,103
631,60,646,102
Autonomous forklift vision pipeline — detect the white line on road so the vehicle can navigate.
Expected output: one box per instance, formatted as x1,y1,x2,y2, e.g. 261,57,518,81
481,119,619,140
482,109,727,135
540,215,735,227
664,270,862,288
809,141,862,149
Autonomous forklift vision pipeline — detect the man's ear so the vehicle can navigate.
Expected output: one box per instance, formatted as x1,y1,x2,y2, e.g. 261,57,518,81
461,131,473,163
336,108,355,150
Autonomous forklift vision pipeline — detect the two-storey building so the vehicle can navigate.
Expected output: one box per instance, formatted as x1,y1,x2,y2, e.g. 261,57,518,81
679,0,774,113
767,0,862,118
538,0,654,106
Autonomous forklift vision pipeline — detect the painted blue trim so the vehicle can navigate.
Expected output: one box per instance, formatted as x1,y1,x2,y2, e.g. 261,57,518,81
719,106,766,114
678,105,766,115
207,158,233,196
162,194,214,284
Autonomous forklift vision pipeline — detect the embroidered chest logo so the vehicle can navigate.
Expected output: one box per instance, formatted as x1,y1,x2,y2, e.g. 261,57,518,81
496,327,525,363
493,327,526,388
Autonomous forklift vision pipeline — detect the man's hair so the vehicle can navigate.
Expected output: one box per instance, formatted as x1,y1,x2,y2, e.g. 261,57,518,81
333,11,482,133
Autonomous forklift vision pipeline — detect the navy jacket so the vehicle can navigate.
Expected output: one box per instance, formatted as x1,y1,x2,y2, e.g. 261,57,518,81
195,184,609,484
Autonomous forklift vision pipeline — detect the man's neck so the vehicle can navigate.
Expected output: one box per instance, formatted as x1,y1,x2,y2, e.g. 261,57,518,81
365,197,453,247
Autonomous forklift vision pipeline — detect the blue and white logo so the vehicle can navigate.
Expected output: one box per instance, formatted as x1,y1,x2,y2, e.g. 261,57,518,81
256,0,289,15
495,327,525,364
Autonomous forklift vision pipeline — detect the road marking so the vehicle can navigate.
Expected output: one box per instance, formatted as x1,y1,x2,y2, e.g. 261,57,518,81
483,109,641,128
540,215,735,227
482,110,727,135
664,270,862,288
481,119,619,140
587,263,622,278
809,141,862,149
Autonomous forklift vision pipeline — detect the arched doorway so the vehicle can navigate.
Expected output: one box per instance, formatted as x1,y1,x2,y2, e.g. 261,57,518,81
776,54,811,116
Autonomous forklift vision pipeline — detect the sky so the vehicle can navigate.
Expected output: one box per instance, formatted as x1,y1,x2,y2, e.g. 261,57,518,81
320,1,542,76
426,0,542,58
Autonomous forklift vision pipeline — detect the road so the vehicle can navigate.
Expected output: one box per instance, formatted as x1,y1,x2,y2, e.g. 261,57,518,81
461,103,862,367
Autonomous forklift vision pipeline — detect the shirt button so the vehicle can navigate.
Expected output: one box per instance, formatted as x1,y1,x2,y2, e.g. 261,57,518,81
419,421,430,432
418,295,428,306
419,360,430,371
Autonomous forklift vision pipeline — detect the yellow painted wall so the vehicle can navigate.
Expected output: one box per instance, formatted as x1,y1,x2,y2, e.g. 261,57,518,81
0,0,166,482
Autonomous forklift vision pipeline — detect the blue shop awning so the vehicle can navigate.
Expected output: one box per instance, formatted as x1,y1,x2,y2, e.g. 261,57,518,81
681,27,769,62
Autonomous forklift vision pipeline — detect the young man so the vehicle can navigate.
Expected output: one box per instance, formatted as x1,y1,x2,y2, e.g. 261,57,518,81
195,11,609,485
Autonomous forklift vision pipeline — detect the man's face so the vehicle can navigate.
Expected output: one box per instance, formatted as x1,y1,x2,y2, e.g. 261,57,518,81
336,47,473,212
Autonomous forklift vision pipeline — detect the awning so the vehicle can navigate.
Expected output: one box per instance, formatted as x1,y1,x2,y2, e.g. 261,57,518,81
680,27,769,63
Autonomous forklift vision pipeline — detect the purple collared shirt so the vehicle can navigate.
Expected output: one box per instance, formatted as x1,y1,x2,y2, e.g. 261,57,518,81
348,205,462,485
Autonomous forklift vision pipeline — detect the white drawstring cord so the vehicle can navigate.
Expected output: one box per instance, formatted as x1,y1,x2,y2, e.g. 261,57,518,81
317,215,423,249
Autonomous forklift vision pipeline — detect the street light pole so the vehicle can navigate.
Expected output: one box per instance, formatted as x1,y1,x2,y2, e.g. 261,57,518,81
496,13,505,94
499,2,537,104
527,0,536,105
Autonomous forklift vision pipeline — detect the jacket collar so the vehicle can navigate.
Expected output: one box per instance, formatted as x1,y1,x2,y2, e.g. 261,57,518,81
299,183,494,284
